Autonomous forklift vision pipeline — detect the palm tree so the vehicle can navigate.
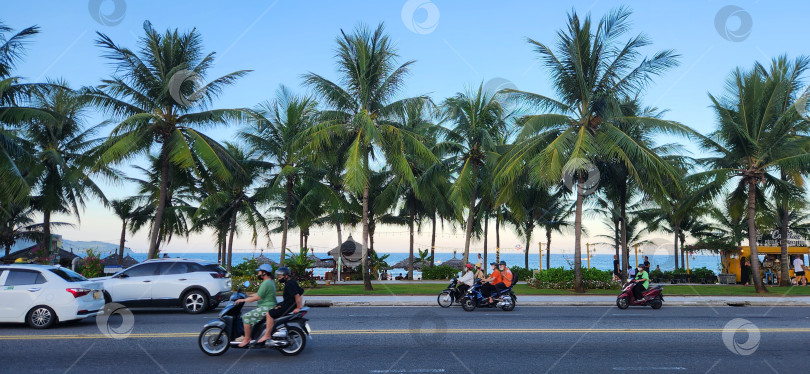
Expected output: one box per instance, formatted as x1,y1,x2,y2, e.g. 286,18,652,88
303,23,434,290
0,201,39,256
88,21,250,259
109,198,151,265
699,56,810,293
241,85,318,265
26,82,109,254
0,21,43,203
443,84,505,266
195,144,271,270
496,7,685,292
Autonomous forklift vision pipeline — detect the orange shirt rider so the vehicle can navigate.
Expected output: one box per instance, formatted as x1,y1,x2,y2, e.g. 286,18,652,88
483,261,512,302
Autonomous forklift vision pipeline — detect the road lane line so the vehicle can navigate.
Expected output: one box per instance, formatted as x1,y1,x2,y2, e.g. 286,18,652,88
3,327,810,341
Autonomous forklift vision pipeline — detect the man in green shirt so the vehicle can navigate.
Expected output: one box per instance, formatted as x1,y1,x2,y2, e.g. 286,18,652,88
235,264,276,346
633,263,649,301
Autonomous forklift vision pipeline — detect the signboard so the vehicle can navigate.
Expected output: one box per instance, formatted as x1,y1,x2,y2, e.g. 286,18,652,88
104,265,123,274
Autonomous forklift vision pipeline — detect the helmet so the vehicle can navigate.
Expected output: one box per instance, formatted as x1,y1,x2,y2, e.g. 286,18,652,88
466,263,473,270
256,264,273,274
499,261,507,266
490,262,498,266
475,263,482,268
275,267,291,277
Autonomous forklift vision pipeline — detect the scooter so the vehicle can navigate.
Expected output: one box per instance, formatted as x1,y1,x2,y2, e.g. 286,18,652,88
460,279,517,312
437,277,464,308
198,281,311,356
616,280,664,309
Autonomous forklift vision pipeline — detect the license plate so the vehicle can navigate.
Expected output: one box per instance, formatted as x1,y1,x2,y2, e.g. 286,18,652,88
93,291,101,300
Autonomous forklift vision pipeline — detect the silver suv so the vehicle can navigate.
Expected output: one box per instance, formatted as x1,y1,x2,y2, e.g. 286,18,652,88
94,259,232,313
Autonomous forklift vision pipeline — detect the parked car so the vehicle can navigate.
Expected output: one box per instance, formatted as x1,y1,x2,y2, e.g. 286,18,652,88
93,258,231,313
0,264,105,328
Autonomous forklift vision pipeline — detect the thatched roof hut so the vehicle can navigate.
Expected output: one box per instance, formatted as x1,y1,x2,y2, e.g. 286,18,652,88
442,257,465,270
254,254,277,266
391,255,424,270
308,255,335,268
1,245,78,266
327,235,363,267
100,254,140,268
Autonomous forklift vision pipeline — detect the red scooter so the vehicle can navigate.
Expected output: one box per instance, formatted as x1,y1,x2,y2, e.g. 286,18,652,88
616,280,663,309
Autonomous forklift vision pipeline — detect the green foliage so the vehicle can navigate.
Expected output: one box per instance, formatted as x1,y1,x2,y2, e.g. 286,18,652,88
689,267,716,283
285,248,314,278
528,267,620,290
231,257,265,277
368,251,390,280
77,249,104,278
421,265,461,280
650,269,664,280
508,266,533,283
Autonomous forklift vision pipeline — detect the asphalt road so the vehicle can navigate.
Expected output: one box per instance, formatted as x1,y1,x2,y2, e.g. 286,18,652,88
1,305,809,373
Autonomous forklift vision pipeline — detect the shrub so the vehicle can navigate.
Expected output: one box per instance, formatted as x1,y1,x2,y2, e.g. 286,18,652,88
76,249,104,278
230,276,317,293
422,265,461,280
650,269,664,280
527,267,620,290
231,257,263,277
508,266,534,284
689,267,716,283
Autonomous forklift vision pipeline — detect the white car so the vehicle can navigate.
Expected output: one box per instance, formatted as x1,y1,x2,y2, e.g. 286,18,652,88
0,264,105,328
94,258,232,314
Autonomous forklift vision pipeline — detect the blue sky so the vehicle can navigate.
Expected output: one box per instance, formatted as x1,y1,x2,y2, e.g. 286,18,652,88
5,0,807,254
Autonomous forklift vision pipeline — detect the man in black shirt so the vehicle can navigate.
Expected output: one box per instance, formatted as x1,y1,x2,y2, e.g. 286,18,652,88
265,267,304,339
613,255,621,281
643,256,651,273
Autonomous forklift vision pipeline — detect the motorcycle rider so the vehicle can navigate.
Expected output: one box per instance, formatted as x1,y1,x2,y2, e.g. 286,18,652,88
457,263,475,294
493,261,513,297
473,263,486,281
632,263,650,301
234,264,276,347
265,267,305,338
481,262,502,304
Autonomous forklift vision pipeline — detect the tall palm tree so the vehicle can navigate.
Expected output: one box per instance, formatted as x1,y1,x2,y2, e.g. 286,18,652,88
303,23,434,290
89,21,250,259
443,84,505,266
496,7,685,292
26,82,109,254
241,85,318,265
0,201,39,256
700,56,810,293
109,197,151,265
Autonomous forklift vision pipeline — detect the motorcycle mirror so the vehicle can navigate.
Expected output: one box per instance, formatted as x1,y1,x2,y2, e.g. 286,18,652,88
243,280,250,288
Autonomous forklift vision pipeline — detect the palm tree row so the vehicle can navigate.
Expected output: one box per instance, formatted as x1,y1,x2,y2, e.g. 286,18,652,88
3,7,810,293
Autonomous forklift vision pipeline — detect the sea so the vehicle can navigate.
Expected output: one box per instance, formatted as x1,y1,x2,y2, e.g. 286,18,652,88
123,252,723,278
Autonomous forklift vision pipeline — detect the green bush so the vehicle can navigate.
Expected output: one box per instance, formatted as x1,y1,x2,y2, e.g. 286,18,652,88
231,257,262,277
650,269,664,280
422,265,461,280
230,276,317,293
689,267,716,283
508,266,534,284
527,267,620,290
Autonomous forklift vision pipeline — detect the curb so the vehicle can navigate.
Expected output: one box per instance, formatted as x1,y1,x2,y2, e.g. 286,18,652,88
302,300,810,307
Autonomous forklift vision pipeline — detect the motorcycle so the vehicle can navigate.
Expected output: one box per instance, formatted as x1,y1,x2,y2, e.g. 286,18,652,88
437,277,464,308
198,281,311,356
460,279,516,312
616,280,664,309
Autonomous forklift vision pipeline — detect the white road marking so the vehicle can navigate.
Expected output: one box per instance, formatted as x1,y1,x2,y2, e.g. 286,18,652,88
613,367,686,371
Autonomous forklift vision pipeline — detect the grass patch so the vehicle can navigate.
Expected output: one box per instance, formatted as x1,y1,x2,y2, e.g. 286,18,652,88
299,283,810,296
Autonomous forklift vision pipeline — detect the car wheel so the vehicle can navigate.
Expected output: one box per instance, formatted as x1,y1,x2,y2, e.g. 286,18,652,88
183,290,209,314
27,306,57,329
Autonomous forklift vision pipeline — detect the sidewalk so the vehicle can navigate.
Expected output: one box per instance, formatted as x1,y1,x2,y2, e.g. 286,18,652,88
240,295,810,307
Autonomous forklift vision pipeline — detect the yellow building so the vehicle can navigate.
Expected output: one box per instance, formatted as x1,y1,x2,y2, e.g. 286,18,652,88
723,246,809,283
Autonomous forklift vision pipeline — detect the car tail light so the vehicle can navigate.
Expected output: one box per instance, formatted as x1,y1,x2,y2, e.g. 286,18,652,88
66,288,91,298
210,272,226,278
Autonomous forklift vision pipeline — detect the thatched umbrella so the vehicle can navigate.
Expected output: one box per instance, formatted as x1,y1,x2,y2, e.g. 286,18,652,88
327,235,363,267
254,254,277,266
309,256,334,268
391,256,424,271
101,254,140,268
442,257,465,271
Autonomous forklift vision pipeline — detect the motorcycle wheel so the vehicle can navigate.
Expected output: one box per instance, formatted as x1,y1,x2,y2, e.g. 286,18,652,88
278,326,308,356
437,291,454,308
501,295,516,311
650,298,663,310
199,326,229,356
461,298,476,312
616,297,630,310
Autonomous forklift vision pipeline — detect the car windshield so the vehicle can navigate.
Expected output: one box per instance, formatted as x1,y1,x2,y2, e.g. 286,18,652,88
50,268,87,282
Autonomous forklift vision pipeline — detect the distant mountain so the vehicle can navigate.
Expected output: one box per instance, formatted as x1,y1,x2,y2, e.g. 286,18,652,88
61,240,136,257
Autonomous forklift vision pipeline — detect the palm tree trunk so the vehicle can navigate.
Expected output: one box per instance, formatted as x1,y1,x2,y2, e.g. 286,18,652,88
462,165,478,266
525,222,531,269
613,219,620,260
118,220,127,265
299,230,303,250
227,213,237,271
362,182,372,290
4,243,10,257
546,228,551,270
619,180,629,282
680,235,686,270
574,175,584,293
779,172,791,286
408,201,415,280
747,179,767,293
280,178,294,266
674,227,679,270
484,214,489,268
42,210,51,260
430,212,436,267
495,209,500,264
148,147,170,259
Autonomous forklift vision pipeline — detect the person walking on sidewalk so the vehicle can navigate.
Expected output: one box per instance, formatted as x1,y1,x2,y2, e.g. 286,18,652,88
793,255,807,286
612,255,621,281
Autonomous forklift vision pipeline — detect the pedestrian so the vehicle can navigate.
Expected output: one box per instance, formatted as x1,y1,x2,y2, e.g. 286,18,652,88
628,265,636,278
612,255,621,281
643,256,651,273
793,255,806,286
740,256,750,286
655,265,660,272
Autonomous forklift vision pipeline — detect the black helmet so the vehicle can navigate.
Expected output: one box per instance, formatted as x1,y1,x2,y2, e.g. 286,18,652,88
275,267,291,277
499,261,507,266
